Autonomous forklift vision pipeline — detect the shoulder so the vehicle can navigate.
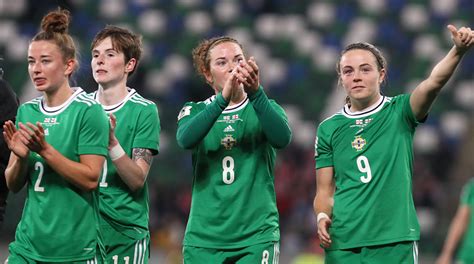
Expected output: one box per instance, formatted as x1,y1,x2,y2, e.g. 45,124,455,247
73,93,102,108
317,111,345,131
385,94,409,106
177,97,211,121
129,92,156,108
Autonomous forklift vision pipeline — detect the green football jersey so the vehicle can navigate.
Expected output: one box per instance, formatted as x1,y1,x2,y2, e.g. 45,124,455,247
315,94,420,250
457,178,474,262
178,95,285,248
9,88,109,262
91,89,160,239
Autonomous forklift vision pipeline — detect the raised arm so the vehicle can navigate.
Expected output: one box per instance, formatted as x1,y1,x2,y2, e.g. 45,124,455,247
176,94,228,149
107,114,156,192
410,25,473,121
237,57,291,148
20,122,104,192
314,166,335,248
3,120,29,193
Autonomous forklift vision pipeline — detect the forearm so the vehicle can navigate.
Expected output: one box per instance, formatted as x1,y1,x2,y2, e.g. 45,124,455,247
112,154,150,192
249,87,292,148
5,153,29,193
425,46,465,93
176,93,228,149
440,209,469,257
314,192,334,217
39,145,102,191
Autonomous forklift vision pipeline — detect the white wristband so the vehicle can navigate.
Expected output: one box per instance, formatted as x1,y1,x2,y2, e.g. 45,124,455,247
317,212,330,224
109,144,125,161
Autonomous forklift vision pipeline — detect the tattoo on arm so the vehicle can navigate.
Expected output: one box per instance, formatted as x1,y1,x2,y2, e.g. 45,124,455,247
132,148,153,165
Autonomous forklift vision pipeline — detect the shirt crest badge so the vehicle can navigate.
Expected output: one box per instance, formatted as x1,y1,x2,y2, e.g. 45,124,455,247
221,135,237,150
351,135,366,151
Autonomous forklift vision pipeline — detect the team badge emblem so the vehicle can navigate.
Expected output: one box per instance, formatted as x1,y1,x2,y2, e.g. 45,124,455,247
221,135,237,150
351,136,366,151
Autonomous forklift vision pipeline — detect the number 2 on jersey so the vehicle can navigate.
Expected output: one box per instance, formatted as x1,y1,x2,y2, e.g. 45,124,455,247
34,161,45,192
357,155,372,183
222,156,235,184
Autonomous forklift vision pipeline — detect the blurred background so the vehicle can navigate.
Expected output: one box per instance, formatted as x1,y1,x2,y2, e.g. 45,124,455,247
0,0,473,263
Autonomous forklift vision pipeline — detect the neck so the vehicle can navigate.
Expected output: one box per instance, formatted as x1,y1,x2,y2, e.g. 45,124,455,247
349,94,382,112
43,84,73,107
97,80,129,106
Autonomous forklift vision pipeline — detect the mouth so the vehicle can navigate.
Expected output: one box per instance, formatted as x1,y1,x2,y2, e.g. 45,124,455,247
33,77,46,86
352,85,365,90
95,70,107,74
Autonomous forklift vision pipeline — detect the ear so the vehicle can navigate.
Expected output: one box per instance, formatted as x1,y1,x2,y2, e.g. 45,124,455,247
203,68,213,85
125,58,137,74
379,68,386,84
64,59,76,76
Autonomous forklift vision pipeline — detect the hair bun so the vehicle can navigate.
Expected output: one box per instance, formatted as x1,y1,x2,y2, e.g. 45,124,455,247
40,9,71,34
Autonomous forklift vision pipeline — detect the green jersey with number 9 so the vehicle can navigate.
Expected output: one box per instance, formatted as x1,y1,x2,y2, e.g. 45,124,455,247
315,94,420,250
178,95,285,248
9,88,109,262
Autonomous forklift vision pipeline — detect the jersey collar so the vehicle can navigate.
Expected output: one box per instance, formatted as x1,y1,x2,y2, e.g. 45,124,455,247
342,96,386,118
40,87,84,115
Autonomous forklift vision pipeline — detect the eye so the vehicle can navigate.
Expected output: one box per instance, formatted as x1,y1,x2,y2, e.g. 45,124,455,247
216,60,226,66
343,69,353,75
41,59,51,64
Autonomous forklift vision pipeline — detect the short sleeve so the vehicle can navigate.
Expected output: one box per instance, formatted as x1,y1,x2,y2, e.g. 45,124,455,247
78,103,109,156
133,104,160,155
315,123,333,169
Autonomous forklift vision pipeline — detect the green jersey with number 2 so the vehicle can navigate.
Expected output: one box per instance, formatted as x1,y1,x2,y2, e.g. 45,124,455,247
9,88,108,262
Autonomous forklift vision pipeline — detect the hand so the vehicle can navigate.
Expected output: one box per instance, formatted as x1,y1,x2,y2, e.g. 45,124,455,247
236,56,260,95
3,121,29,158
108,114,120,149
447,25,473,52
222,68,240,102
317,217,332,248
19,122,48,154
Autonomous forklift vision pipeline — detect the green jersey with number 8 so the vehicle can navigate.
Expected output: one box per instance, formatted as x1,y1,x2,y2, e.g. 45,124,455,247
178,95,286,248
9,88,109,262
315,94,420,250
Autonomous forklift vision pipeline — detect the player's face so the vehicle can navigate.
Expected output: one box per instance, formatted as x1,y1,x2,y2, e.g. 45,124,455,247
91,37,131,87
28,40,72,93
339,49,385,105
205,41,245,92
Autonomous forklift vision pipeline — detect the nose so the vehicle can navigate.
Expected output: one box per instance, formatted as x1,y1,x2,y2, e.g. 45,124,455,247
353,70,362,81
31,62,41,75
95,54,105,65
228,60,239,73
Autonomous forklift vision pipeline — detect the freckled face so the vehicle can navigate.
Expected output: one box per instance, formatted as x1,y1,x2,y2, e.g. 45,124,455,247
339,49,385,104
205,41,245,92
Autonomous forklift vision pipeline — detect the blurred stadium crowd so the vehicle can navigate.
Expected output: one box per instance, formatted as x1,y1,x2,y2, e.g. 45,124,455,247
0,0,472,263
